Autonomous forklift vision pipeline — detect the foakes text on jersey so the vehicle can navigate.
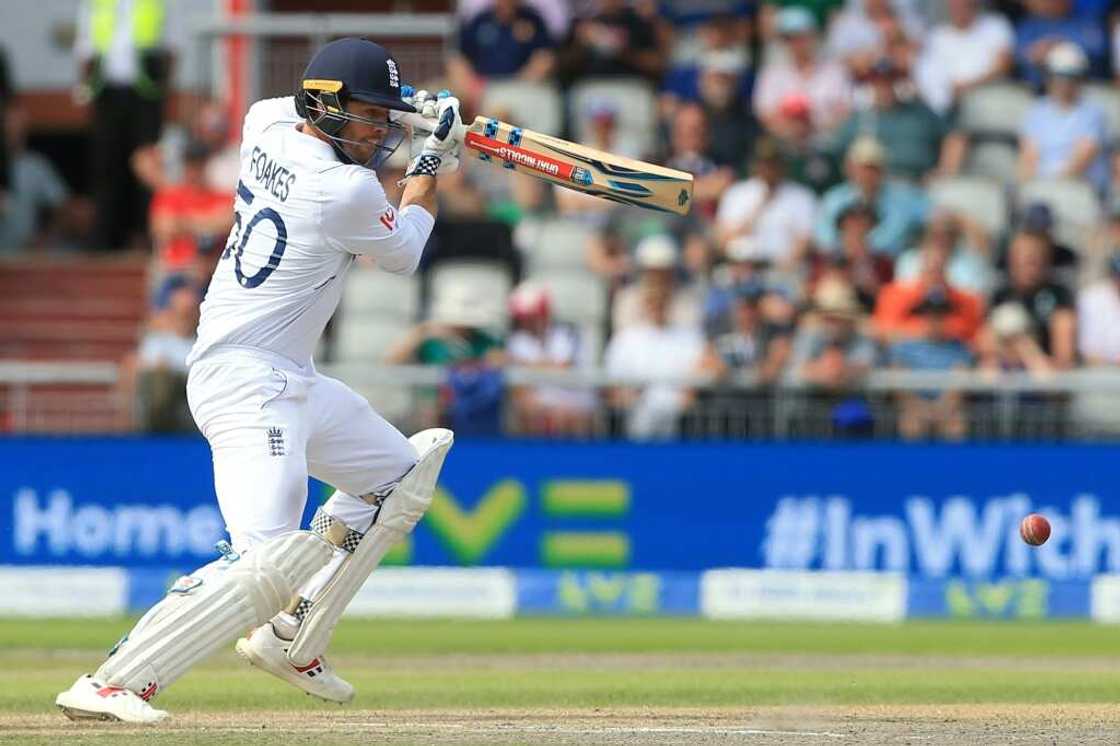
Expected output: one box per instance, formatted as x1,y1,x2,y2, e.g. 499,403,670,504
249,146,297,202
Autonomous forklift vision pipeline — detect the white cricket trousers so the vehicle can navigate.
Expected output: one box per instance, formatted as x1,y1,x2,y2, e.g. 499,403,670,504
186,345,419,552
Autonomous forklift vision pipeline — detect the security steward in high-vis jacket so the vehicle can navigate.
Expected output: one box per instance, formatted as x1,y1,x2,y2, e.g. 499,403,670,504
75,0,170,251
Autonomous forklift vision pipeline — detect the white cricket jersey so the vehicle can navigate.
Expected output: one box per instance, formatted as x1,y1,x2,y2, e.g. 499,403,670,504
188,96,434,367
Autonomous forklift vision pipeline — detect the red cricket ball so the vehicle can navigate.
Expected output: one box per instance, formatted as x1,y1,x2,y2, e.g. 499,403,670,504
1020,513,1051,546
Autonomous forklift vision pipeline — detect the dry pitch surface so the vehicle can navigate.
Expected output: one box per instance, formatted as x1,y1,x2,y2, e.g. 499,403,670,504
6,703,1120,745
3,619,1120,744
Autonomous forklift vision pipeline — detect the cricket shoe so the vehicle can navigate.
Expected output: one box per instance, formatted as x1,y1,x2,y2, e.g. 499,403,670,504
235,623,355,703
55,674,169,724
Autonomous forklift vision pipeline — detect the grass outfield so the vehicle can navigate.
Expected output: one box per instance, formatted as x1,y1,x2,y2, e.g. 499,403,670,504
3,618,1120,744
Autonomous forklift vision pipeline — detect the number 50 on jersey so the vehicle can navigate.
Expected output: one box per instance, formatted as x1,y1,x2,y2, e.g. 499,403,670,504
426,116,694,216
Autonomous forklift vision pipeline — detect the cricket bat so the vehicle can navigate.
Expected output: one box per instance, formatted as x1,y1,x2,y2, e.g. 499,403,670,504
408,113,694,215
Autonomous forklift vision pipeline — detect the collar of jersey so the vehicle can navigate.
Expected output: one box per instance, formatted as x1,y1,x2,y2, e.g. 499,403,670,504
292,122,343,163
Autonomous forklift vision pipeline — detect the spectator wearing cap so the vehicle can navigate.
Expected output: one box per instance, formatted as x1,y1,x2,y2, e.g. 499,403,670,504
1076,251,1120,365
790,278,878,434
387,283,506,431
753,7,853,138
693,278,794,437
559,0,664,83
447,0,556,109
387,283,505,367
1015,0,1109,87
693,49,758,169
815,136,929,257
506,282,596,436
770,93,842,195
612,234,703,333
873,236,985,346
149,140,234,284
1019,42,1111,194
895,211,995,297
984,230,1077,369
124,273,202,433
715,136,818,272
705,236,766,331
584,202,709,295
604,281,705,440
914,0,1015,115
887,286,975,441
997,202,1079,288
809,199,893,312
829,56,950,182
700,280,794,384
982,300,1057,377
703,235,798,336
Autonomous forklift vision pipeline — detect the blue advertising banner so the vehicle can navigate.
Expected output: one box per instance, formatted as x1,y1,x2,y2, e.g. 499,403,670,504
906,578,1092,619
4,438,1120,580
0,438,318,569
515,570,700,616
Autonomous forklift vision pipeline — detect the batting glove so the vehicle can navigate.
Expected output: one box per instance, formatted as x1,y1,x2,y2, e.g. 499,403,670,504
400,88,463,177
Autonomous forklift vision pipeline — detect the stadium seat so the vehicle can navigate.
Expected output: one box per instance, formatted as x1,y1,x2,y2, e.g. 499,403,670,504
1017,178,1102,248
480,80,563,135
528,271,609,327
334,317,411,362
928,176,1009,238
341,265,419,322
1083,83,1120,145
569,78,658,158
428,259,512,329
964,141,1019,184
958,83,1033,141
515,217,594,273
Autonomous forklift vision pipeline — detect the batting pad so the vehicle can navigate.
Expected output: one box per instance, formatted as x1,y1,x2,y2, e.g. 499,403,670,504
96,531,332,699
288,428,454,666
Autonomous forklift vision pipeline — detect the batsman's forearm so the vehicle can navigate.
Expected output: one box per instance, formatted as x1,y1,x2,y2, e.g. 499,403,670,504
400,174,438,219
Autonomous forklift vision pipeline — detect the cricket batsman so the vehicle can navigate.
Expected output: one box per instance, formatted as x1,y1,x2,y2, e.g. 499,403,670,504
55,38,459,723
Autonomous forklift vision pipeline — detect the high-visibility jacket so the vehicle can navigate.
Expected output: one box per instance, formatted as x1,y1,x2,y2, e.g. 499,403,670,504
87,0,166,97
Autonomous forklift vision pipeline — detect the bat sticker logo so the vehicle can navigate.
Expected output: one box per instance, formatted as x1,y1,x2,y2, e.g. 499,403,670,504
608,180,653,196
571,167,593,186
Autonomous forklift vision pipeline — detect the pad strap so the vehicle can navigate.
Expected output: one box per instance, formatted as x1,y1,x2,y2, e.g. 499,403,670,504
95,531,332,698
287,429,453,665
310,508,365,554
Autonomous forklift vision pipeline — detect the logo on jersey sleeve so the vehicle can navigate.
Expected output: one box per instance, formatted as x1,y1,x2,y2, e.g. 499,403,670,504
379,206,396,232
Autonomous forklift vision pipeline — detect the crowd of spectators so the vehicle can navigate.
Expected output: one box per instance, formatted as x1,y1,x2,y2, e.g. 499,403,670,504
398,0,1120,440
9,1,1120,439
